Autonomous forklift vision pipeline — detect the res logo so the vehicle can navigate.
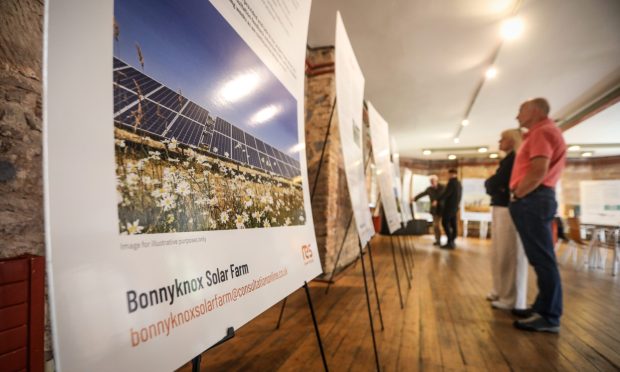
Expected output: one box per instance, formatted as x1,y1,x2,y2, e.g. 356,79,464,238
301,244,314,264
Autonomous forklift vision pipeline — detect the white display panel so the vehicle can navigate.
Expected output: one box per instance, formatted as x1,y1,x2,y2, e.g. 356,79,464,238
44,1,321,370
580,180,620,226
335,13,375,246
460,178,492,222
412,174,433,222
391,138,412,223
402,168,414,223
367,102,401,234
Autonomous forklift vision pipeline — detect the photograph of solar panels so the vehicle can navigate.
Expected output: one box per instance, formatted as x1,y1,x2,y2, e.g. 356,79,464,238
112,0,305,234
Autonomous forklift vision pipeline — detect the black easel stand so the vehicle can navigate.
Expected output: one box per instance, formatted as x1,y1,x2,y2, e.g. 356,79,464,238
325,212,354,294
275,96,338,329
304,282,330,372
366,241,385,331
397,235,413,283
191,327,235,372
394,229,412,289
390,235,405,309
358,240,382,371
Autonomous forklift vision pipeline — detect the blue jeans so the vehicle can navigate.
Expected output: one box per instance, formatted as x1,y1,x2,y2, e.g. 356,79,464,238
509,186,562,325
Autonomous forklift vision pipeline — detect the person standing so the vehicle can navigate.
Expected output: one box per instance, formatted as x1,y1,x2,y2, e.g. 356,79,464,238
413,175,445,245
438,169,462,249
485,129,528,313
509,98,566,333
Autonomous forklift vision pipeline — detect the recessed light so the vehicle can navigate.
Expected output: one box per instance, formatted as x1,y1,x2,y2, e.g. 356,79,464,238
422,149,432,155
485,67,498,79
489,153,499,159
581,151,593,157
478,147,488,153
568,145,581,151
453,138,460,144
461,119,469,126
448,154,457,160
501,17,524,40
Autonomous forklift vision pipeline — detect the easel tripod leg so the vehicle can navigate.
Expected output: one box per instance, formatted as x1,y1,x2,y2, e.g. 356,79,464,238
359,241,382,371
390,236,404,309
304,282,330,372
367,241,385,331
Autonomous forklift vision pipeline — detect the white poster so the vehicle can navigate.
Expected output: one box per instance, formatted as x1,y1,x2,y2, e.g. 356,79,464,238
580,180,620,226
412,174,433,222
391,138,411,224
460,178,492,222
335,13,375,246
45,1,321,371
367,102,401,234
402,168,414,222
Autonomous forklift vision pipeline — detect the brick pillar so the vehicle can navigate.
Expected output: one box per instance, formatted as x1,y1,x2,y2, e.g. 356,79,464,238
305,47,360,276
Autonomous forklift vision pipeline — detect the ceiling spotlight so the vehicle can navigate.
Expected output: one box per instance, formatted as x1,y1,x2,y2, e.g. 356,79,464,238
485,66,498,79
568,145,581,151
501,17,524,40
422,149,432,155
581,151,593,157
478,147,488,153
453,137,460,144
448,154,457,160
489,153,499,159
461,119,469,126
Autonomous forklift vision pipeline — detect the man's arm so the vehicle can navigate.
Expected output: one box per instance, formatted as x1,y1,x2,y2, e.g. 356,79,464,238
513,156,549,198
413,188,429,202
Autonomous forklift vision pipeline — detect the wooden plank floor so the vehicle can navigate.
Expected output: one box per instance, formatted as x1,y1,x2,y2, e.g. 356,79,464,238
177,235,620,371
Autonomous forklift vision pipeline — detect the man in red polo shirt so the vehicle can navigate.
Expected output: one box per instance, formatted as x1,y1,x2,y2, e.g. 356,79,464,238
509,98,566,333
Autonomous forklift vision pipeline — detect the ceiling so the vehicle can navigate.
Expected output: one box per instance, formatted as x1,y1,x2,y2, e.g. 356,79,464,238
307,0,620,159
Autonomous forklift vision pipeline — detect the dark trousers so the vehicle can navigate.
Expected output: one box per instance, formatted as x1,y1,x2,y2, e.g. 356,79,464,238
509,187,562,325
442,213,457,244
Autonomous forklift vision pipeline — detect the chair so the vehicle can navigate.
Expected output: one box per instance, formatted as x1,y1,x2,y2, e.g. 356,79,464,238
587,227,620,276
560,217,589,267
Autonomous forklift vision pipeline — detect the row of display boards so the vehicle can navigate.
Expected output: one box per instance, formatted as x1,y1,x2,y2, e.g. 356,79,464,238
42,0,506,371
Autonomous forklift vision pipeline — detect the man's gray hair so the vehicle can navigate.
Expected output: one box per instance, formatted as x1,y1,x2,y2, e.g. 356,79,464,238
530,97,550,116
429,174,438,182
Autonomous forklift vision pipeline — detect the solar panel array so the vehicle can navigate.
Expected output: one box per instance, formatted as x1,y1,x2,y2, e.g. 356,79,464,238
113,58,301,179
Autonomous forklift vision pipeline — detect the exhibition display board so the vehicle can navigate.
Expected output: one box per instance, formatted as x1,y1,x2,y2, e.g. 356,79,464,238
391,139,412,223
367,102,402,234
412,174,433,222
335,12,375,246
580,180,620,226
44,0,321,370
460,178,492,222
402,169,414,222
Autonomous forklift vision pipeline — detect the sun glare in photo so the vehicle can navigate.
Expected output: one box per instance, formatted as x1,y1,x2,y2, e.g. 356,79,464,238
218,71,261,104
251,104,280,126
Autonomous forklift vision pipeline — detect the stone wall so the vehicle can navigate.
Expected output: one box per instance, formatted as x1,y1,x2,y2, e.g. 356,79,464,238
0,0,51,361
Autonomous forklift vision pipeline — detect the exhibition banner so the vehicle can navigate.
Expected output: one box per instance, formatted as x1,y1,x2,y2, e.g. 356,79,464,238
44,0,321,370
402,168,414,222
460,178,492,222
580,180,620,226
367,102,401,234
335,13,375,246
412,174,433,222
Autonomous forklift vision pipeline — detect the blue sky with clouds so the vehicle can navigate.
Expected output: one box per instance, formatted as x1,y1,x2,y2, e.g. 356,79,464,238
114,0,299,157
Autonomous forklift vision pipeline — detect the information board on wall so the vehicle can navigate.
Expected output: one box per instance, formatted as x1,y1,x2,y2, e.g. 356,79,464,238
335,12,375,246
45,0,321,370
580,180,620,226
367,102,401,233
460,178,492,222
412,174,433,221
